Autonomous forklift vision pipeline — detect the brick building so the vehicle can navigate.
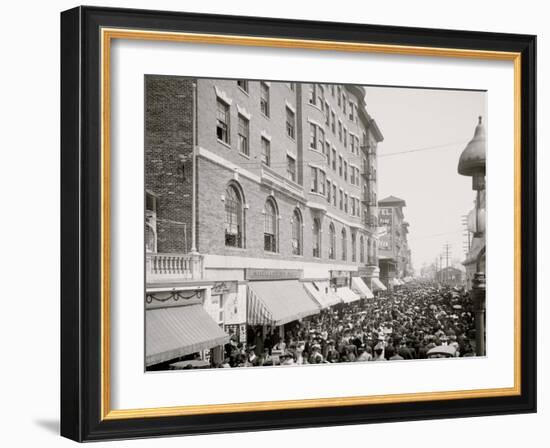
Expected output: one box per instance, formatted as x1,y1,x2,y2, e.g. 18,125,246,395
144,76,384,368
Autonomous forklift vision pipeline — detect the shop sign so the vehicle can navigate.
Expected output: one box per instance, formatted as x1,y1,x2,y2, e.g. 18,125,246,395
245,268,302,281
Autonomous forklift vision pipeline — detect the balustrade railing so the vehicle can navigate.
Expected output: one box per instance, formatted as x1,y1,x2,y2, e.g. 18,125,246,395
146,252,203,282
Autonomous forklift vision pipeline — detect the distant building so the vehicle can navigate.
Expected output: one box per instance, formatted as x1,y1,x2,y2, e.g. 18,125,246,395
435,266,465,287
377,195,412,288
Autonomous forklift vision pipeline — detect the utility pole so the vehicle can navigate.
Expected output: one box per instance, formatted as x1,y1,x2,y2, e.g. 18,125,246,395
442,243,451,285
439,254,443,284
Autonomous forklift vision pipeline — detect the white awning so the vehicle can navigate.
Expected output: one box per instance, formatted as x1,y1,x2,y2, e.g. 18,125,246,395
371,277,387,291
303,281,342,308
146,304,229,366
247,280,321,326
335,286,361,304
351,277,374,299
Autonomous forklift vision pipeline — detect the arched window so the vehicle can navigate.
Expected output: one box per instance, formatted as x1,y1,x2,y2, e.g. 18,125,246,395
264,197,278,252
312,218,321,258
367,238,372,263
341,228,347,261
351,231,357,262
225,183,244,248
328,223,336,260
360,235,365,263
145,224,156,253
291,208,303,255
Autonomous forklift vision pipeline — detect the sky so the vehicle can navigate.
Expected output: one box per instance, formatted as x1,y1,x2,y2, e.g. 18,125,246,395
363,86,486,273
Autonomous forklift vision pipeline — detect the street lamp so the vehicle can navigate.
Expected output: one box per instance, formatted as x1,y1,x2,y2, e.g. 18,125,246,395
458,116,486,356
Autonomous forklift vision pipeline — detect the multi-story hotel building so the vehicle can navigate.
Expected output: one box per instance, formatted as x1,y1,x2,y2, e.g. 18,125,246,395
378,195,413,288
144,76,384,369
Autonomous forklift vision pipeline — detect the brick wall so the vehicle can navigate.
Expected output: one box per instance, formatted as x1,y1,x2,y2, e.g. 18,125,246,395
144,75,194,253
197,157,371,267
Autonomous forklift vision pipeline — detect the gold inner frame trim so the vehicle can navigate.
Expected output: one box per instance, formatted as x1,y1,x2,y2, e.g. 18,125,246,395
100,27,522,420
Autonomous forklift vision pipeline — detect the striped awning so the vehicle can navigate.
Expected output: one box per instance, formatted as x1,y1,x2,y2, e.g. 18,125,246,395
247,280,320,326
303,281,342,308
146,304,229,366
335,286,361,304
371,277,387,291
352,277,374,299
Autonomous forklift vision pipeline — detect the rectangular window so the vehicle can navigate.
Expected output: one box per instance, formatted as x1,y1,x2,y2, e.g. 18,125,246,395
261,137,270,166
317,85,325,110
309,84,316,105
326,143,331,165
145,191,157,213
260,82,270,117
339,189,344,210
344,193,348,213
327,180,331,203
310,167,318,193
331,85,335,97
339,155,343,177
310,123,317,149
320,171,326,195
351,197,356,216
286,107,295,139
338,121,342,142
331,111,336,133
333,184,337,207
325,103,330,125
318,128,325,152
216,99,230,144
350,134,355,153
238,114,249,156
349,101,354,120
287,155,296,182
237,80,249,92
332,148,337,171
350,165,355,185
337,86,341,106
342,93,346,112
344,161,348,181
343,128,347,148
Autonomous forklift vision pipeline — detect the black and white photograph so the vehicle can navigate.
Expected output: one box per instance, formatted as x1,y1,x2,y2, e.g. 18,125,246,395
144,77,487,371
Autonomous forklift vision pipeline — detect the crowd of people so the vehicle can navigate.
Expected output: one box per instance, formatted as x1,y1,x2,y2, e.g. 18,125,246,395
219,282,478,368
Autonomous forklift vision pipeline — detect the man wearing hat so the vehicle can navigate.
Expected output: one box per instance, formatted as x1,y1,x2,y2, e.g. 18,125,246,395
373,342,386,361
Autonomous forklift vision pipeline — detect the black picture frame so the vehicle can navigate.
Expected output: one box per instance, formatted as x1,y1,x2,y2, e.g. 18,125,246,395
61,5,537,442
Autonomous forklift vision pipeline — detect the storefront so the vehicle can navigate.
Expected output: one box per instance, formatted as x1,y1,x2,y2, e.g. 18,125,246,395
145,290,230,368
245,268,321,343
330,270,361,304
351,276,374,299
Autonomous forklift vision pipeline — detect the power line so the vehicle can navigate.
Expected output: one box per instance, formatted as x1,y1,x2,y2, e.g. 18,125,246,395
169,138,470,172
